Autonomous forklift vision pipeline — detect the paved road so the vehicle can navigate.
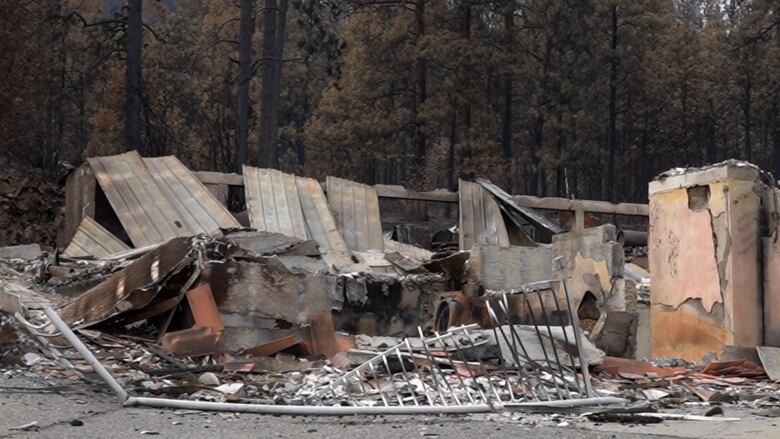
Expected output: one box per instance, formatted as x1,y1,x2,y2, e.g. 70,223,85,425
0,402,670,439
0,378,664,439
0,375,774,439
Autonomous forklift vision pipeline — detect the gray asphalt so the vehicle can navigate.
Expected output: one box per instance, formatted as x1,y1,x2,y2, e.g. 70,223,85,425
0,375,671,439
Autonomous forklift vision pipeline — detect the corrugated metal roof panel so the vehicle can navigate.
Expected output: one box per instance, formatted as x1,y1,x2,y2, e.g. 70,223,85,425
458,179,510,250
88,151,239,248
144,156,240,234
295,176,352,268
88,151,193,247
478,179,564,236
242,167,352,268
243,166,308,240
326,176,383,251
64,216,130,258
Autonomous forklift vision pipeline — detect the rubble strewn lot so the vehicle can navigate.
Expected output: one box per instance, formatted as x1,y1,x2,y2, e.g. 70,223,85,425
2,154,780,436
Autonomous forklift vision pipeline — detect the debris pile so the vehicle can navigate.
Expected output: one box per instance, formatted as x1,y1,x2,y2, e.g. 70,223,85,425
0,166,63,247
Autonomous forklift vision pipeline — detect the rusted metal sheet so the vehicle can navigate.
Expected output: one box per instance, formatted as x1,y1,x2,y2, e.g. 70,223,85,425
57,237,195,327
144,156,240,234
295,176,353,268
160,326,223,357
63,217,130,258
326,177,383,251
308,312,339,358
88,151,194,247
458,180,510,250
241,168,351,268
243,167,308,240
185,284,224,332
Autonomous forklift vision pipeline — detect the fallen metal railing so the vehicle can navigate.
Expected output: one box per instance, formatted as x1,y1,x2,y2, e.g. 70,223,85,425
483,277,595,409
310,275,597,410
310,324,501,408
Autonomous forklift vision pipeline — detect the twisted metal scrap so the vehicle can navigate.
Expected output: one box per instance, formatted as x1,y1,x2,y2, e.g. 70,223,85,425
313,278,594,408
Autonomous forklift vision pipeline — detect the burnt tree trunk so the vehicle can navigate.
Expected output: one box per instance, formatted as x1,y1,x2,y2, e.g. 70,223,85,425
705,98,717,163
447,105,457,191
258,0,288,168
606,4,618,202
501,8,513,188
258,0,279,168
460,1,472,179
413,0,427,161
743,68,752,161
125,0,143,152
270,0,288,168
773,109,780,178
234,0,254,173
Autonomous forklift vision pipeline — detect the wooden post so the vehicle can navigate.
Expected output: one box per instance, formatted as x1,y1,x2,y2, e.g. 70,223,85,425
574,209,585,231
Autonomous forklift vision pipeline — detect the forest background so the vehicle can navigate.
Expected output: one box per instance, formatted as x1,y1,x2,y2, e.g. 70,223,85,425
1,0,778,203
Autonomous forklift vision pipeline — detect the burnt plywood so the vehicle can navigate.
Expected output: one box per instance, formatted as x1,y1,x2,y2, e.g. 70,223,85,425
88,151,193,247
326,176,383,251
144,156,239,234
243,167,308,240
458,179,510,250
64,216,130,258
296,176,353,268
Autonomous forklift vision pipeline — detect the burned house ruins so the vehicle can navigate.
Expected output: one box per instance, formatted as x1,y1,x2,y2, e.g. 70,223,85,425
3,153,780,422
